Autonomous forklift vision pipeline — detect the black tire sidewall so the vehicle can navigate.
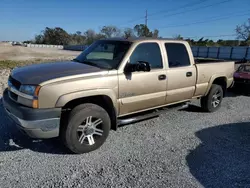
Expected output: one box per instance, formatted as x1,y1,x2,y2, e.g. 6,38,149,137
201,84,223,112
64,104,111,154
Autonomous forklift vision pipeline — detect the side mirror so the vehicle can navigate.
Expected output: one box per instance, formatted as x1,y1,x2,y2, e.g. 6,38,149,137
124,61,151,73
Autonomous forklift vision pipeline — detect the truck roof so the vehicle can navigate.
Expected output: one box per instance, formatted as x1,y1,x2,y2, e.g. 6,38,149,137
101,37,186,43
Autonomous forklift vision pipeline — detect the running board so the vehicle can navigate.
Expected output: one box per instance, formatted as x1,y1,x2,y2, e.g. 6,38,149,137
117,102,189,127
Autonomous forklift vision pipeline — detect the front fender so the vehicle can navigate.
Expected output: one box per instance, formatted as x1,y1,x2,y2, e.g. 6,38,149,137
55,89,118,112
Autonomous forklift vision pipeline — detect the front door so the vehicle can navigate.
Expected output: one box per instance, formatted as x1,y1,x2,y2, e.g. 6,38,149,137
118,42,167,116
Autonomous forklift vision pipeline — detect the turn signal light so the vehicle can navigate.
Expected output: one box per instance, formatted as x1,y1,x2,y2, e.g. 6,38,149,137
32,100,39,108
34,86,41,97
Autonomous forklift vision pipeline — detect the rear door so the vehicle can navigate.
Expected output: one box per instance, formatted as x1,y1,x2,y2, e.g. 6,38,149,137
118,42,167,115
164,42,197,104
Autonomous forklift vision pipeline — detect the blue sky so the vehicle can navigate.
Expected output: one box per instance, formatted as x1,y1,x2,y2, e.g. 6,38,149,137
0,0,249,41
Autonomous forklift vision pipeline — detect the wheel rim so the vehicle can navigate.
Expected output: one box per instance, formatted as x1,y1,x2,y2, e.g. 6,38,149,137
77,116,103,145
212,90,222,108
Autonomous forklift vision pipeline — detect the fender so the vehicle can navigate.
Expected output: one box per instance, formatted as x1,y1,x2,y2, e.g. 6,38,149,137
204,74,227,96
55,89,118,113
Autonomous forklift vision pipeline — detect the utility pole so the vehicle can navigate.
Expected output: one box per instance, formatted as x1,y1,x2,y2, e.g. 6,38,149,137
145,10,148,27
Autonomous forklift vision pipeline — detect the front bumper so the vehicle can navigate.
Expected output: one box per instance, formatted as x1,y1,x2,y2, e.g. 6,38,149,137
2,89,62,139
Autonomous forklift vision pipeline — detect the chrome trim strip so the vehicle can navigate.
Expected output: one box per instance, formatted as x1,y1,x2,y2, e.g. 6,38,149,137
9,87,35,100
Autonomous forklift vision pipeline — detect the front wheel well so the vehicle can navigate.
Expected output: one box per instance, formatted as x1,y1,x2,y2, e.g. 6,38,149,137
212,77,227,97
60,95,117,131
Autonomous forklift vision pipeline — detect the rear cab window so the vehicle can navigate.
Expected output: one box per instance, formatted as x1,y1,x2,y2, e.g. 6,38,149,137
164,43,191,68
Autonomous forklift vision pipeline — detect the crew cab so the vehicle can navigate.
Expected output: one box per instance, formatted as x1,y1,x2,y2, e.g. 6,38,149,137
3,38,235,154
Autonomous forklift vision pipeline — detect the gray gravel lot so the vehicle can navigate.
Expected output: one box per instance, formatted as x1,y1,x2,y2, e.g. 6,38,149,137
0,69,250,188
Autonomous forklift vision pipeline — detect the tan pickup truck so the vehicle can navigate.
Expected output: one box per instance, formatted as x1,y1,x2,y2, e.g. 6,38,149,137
3,38,234,154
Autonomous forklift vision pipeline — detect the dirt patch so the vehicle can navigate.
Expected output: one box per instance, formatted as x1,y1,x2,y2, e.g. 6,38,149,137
0,43,81,61
0,69,10,95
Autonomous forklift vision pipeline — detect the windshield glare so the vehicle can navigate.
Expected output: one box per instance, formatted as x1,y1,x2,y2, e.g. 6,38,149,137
74,40,132,69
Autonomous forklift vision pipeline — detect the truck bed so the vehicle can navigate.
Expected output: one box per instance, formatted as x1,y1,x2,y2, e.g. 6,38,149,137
194,57,239,70
195,57,226,64
195,60,235,95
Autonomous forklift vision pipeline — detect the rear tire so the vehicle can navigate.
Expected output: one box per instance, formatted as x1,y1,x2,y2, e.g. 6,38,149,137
201,84,223,112
61,103,111,154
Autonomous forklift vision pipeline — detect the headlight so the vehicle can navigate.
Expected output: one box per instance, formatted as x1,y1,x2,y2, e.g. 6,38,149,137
19,85,41,97
19,85,41,108
19,85,36,96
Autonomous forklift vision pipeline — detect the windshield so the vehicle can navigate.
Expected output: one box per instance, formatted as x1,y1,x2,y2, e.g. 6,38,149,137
73,40,132,70
237,65,250,72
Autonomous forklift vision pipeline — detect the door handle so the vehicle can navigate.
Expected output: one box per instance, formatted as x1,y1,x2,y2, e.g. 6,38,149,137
158,74,166,80
186,72,192,77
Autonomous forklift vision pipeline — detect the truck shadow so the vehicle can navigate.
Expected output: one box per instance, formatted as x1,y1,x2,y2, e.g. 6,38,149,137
186,122,250,187
181,90,248,113
227,88,249,97
179,104,206,113
0,100,67,154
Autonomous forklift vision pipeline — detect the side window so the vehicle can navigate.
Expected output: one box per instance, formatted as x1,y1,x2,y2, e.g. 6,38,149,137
129,43,163,69
165,43,191,68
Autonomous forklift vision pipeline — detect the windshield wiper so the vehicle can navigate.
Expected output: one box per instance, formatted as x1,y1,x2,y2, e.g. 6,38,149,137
82,60,102,68
73,59,105,69
72,58,98,67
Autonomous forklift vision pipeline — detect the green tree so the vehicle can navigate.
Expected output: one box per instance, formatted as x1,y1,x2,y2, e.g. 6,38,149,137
123,28,135,38
45,27,71,45
152,29,159,38
84,29,97,45
173,34,183,40
35,27,71,45
186,38,195,46
134,24,152,37
95,33,106,40
34,34,44,44
133,24,159,38
100,25,121,38
69,31,86,45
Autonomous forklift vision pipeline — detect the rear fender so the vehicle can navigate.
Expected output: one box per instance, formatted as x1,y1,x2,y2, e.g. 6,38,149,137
205,75,227,96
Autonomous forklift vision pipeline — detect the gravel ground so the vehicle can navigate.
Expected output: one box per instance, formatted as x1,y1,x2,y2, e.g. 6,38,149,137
1,69,250,188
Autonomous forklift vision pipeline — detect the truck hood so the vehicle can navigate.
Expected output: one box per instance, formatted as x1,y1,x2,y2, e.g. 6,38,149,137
11,61,105,85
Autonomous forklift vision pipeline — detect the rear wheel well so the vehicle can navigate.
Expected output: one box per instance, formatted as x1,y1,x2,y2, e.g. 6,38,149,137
212,77,227,97
60,95,117,131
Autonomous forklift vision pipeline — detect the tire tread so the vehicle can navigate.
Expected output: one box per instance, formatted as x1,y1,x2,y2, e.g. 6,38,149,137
60,103,110,154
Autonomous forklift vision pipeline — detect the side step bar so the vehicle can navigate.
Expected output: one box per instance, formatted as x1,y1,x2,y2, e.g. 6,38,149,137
117,102,190,127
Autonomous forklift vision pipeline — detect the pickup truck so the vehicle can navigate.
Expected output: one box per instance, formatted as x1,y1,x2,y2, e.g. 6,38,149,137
2,38,235,154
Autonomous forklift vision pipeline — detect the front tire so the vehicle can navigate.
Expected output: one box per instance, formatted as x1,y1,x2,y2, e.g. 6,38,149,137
201,84,223,112
61,103,111,154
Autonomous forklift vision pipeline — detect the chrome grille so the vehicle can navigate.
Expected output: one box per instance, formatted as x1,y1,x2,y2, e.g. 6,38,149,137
8,76,21,102
8,90,18,101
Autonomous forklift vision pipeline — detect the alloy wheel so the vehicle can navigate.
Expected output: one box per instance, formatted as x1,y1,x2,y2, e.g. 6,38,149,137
77,116,103,145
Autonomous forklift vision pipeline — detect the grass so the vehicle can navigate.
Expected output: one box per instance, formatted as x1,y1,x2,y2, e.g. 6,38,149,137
0,58,72,69
0,60,31,69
